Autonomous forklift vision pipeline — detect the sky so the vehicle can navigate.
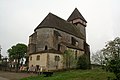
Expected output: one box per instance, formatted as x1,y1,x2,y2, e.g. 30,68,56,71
0,0,120,57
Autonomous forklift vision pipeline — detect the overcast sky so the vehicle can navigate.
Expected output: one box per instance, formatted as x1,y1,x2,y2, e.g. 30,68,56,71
0,0,120,57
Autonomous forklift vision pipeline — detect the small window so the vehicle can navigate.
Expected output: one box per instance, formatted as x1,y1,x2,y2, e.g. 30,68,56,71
75,50,77,59
45,45,48,50
71,37,76,46
36,55,40,60
71,37,78,46
58,44,61,51
30,56,32,61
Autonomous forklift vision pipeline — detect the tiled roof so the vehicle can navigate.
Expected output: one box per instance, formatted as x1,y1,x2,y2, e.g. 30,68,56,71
34,12,85,39
67,8,87,23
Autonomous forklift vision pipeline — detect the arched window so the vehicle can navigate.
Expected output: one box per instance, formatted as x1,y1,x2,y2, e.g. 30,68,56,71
36,55,40,60
54,55,60,61
45,45,48,50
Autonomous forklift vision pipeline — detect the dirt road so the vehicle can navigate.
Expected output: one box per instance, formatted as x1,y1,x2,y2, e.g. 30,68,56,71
0,77,9,80
0,71,36,80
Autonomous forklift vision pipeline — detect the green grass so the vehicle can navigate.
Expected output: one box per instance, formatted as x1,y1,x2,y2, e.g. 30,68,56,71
21,69,115,80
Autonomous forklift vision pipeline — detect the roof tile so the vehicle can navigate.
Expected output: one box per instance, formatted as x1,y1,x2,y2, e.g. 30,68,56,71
35,12,85,39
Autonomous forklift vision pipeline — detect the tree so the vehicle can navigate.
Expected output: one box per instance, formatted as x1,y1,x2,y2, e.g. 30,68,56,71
101,37,120,80
107,59,120,80
7,43,27,71
102,37,120,60
63,49,77,69
77,54,89,69
91,50,105,66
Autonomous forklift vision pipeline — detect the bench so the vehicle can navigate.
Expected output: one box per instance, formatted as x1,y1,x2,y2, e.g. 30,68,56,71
42,72,53,77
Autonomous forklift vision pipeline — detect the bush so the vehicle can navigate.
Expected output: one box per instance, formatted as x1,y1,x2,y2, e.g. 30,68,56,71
107,59,120,80
77,54,89,69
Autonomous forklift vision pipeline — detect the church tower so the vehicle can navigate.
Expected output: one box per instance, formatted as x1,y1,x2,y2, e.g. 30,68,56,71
67,8,87,40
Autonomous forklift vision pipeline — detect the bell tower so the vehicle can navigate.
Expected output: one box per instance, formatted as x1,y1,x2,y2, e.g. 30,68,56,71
67,8,87,40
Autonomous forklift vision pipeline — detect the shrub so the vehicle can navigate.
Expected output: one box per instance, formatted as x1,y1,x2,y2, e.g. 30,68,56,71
77,54,89,69
107,59,120,80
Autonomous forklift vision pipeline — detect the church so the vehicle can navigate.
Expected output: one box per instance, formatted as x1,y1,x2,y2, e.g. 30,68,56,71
28,8,90,71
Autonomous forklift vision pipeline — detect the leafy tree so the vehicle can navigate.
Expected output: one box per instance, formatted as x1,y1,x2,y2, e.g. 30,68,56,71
101,37,120,80
7,43,27,71
102,37,120,61
63,49,77,69
107,59,120,80
77,54,89,69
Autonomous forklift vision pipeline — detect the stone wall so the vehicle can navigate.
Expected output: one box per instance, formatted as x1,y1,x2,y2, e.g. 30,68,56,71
29,53,47,69
48,53,63,70
29,32,37,53
28,27,86,70
36,28,54,52
77,24,86,40
29,28,84,53
71,18,86,40
29,53,63,71
53,29,84,52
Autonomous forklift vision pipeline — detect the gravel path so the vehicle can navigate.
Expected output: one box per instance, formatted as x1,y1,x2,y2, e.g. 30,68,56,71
0,71,36,80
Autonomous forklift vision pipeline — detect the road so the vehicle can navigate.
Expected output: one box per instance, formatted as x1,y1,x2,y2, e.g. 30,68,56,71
0,71,36,80
0,76,9,80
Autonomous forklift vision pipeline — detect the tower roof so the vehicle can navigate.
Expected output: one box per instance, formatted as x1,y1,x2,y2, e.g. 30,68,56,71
67,8,87,23
34,13,85,39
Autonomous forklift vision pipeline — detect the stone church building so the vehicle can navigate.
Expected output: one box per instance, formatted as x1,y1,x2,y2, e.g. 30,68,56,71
28,8,90,71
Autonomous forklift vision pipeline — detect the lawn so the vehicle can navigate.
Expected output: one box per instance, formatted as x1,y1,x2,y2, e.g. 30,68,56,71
21,69,115,80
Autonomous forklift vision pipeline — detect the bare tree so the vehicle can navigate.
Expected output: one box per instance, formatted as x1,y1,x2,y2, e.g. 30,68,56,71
91,50,105,66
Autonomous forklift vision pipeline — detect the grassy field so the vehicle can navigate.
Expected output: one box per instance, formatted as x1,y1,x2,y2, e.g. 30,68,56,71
21,69,115,80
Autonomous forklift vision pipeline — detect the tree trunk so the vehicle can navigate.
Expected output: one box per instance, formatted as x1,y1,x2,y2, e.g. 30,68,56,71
16,59,20,72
